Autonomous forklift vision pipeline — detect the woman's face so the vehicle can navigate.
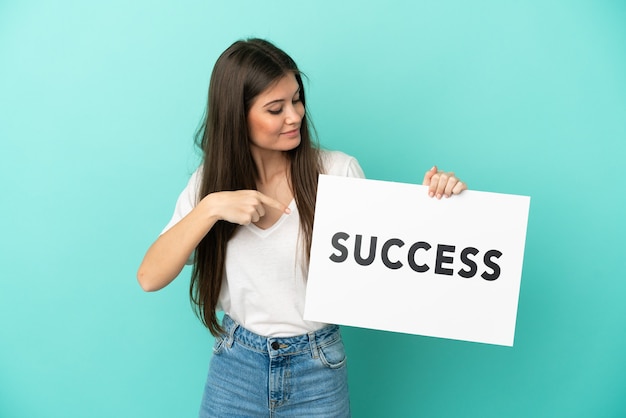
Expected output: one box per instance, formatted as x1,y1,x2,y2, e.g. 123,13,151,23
247,73,305,156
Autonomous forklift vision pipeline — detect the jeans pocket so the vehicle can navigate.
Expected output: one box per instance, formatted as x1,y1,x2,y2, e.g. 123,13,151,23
318,338,347,369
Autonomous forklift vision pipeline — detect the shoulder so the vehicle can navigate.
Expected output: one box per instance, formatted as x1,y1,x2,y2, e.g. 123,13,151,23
175,165,204,207
175,165,203,204
160,165,203,234
319,149,365,178
188,165,203,192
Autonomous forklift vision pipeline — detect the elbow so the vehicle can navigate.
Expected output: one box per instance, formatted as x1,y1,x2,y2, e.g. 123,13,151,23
136,269,161,292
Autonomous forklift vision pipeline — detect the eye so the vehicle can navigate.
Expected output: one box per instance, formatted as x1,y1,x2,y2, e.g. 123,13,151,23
268,108,282,115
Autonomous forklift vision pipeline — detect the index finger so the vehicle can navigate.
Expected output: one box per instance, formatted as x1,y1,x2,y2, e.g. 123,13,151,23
257,192,291,214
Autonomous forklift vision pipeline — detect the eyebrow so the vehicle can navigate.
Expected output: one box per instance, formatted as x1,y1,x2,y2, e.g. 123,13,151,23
262,88,301,108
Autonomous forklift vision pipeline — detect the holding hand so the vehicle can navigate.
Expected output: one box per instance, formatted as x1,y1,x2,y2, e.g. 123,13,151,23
423,166,467,199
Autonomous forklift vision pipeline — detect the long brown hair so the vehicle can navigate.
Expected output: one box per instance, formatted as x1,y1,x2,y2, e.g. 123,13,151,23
191,38,321,335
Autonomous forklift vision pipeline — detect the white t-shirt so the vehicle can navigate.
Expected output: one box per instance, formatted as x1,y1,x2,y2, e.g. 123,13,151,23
162,150,365,337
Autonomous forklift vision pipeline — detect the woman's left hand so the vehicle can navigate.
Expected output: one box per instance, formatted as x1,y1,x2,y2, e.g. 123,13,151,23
422,166,467,199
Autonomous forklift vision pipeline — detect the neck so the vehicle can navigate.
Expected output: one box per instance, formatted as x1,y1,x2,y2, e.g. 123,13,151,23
251,148,290,186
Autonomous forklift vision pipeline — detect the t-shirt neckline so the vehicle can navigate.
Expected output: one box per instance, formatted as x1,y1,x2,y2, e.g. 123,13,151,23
245,199,296,238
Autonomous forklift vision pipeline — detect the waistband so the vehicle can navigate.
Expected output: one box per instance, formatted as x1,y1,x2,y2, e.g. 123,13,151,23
220,314,341,358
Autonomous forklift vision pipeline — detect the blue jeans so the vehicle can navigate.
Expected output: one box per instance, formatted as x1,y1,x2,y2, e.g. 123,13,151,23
199,315,350,417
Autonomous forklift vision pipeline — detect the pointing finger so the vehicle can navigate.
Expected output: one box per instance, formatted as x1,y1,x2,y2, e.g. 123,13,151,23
257,192,291,214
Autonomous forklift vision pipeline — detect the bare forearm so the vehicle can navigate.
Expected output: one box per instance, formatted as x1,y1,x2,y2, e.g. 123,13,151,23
136,204,218,292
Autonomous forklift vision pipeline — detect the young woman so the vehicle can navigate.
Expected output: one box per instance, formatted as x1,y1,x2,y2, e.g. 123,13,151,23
137,38,466,417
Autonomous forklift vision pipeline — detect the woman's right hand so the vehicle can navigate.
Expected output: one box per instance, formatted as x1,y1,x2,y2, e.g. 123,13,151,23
137,190,288,292
202,190,291,225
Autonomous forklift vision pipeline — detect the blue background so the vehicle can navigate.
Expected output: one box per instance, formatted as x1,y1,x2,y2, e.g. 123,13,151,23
1,1,625,417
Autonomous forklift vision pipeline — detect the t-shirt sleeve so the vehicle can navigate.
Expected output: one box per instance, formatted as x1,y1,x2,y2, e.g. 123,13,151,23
160,168,202,266
344,156,365,179
321,150,366,179
161,167,202,235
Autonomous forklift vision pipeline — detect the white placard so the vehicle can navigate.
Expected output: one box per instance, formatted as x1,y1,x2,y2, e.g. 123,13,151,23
304,175,530,346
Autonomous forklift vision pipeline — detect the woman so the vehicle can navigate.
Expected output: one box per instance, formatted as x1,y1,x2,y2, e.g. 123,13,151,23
137,38,466,417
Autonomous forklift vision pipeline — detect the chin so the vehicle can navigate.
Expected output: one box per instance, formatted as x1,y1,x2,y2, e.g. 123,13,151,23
282,138,302,151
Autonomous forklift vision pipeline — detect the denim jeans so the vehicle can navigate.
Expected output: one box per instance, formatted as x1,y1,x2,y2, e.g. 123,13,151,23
199,315,350,417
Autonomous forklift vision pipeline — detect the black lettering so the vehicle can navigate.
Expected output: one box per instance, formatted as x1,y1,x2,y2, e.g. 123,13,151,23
435,244,455,276
381,238,405,269
329,232,349,263
354,235,377,266
458,247,479,278
482,250,502,281
408,241,431,272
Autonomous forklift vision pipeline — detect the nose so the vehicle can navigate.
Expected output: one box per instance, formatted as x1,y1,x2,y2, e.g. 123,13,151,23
285,103,303,126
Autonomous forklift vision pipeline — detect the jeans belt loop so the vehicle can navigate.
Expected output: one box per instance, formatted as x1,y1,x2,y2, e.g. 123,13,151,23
226,319,239,348
308,330,319,359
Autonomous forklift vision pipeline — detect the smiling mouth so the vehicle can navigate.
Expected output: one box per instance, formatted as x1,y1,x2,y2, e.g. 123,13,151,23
282,128,300,135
